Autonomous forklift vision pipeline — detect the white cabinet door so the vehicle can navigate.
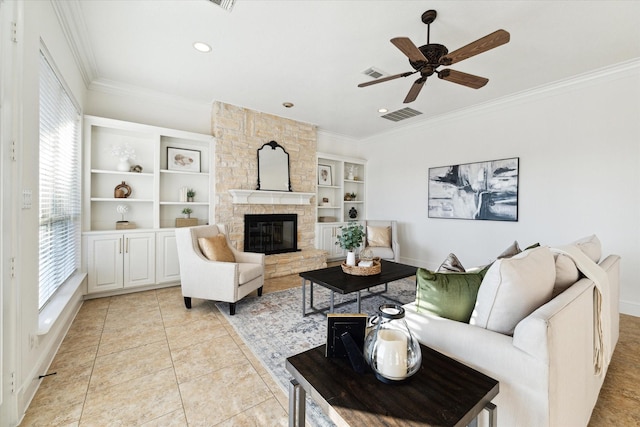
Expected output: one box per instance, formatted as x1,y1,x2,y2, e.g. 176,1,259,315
318,223,346,260
123,232,156,288
87,234,124,293
156,230,180,283
87,232,156,293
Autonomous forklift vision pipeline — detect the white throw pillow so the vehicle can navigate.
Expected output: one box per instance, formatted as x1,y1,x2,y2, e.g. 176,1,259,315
470,246,556,335
573,234,601,263
553,253,580,294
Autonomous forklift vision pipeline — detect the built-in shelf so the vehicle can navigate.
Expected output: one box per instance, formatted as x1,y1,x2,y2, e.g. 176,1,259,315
228,189,315,205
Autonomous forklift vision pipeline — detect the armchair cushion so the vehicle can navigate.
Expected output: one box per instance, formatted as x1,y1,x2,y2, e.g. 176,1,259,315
367,225,391,247
198,235,236,263
238,263,263,284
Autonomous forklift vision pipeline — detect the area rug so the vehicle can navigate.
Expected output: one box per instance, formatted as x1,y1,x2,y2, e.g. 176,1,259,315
216,278,417,427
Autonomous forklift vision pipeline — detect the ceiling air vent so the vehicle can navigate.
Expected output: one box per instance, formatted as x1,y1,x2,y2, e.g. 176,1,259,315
380,107,423,122
362,67,386,80
208,0,236,11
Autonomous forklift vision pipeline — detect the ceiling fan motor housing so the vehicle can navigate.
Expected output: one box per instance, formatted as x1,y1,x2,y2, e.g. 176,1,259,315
410,44,448,71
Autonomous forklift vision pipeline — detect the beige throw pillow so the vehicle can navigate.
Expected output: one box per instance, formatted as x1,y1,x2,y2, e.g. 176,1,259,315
553,253,580,294
367,226,391,248
470,246,556,335
573,234,601,263
198,235,236,262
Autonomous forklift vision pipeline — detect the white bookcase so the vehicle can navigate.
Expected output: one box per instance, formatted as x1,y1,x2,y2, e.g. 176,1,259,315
315,152,366,260
82,115,214,294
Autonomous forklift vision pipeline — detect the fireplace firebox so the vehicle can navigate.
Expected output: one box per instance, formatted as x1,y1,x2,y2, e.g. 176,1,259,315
244,214,298,255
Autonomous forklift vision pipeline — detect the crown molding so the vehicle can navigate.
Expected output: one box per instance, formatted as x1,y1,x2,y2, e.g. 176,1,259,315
89,78,212,110
51,0,99,87
360,58,640,143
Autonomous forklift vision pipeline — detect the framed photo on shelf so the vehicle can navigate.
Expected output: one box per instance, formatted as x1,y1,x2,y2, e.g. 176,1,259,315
167,147,201,172
318,164,332,186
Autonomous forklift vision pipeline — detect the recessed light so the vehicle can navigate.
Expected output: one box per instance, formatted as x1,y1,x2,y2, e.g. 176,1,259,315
282,102,294,108
193,42,212,53
378,108,388,113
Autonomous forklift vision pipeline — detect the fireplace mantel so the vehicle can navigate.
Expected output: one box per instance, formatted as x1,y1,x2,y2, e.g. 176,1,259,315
228,189,314,205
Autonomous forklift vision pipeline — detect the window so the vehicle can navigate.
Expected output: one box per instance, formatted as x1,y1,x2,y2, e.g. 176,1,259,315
38,50,81,310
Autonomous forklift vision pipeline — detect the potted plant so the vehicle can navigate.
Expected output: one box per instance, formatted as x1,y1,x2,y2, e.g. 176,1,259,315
181,207,193,219
187,189,195,202
335,221,364,266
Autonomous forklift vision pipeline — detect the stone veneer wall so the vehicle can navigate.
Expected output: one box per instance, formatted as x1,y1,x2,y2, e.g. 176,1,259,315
211,101,318,252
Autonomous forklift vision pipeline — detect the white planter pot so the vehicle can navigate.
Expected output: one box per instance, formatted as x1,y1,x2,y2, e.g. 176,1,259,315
346,251,356,267
116,157,130,172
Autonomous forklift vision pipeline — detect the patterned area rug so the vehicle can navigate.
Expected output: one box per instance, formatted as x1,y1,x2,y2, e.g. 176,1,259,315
216,278,417,427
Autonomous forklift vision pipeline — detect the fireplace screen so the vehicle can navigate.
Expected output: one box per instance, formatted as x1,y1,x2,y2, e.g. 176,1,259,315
244,214,298,255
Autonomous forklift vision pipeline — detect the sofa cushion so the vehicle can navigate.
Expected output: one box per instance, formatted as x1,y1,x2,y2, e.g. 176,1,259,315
198,235,236,263
437,253,466,273
416,267,488,323
553,253,580,295
367,226,391,247
573,234,601,263
470,246,556,335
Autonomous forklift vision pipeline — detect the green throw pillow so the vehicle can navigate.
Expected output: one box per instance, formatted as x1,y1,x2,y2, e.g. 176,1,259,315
416,267,489,323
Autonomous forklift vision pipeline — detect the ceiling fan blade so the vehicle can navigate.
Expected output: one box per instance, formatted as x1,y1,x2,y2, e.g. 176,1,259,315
358,71,417,88
391,37,427,63
441,29,510,65
404,77,426,103
438,69,488,89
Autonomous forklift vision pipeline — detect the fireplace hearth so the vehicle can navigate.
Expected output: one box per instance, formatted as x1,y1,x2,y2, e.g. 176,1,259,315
244,214,298,255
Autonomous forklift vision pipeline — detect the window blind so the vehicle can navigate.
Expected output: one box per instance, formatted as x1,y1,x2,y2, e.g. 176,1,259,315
38,51,81,310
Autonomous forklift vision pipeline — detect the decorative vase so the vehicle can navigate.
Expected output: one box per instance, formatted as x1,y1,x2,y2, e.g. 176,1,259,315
116,157,130,172
114,181,131,198
346,251,356,267
364,304,422,383
349,207,358,219
187,197,194,202
183,213,190,219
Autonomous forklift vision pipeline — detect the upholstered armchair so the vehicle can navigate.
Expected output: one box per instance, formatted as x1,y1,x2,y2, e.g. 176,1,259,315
175,224,265,315
363,220,399,262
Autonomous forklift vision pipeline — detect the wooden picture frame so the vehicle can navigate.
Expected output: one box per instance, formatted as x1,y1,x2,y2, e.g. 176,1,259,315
167,147,201,172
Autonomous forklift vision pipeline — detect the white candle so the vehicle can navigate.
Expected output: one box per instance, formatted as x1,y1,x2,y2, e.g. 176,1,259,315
376,329,408,379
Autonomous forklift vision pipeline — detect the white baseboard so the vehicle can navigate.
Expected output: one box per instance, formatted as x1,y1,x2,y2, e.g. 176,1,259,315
619,300,640,317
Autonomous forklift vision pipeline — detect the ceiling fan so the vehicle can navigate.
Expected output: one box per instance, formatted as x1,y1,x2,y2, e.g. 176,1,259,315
358,10,510,103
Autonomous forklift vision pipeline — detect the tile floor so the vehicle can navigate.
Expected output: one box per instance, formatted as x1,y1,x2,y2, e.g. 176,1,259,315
20,272,640,426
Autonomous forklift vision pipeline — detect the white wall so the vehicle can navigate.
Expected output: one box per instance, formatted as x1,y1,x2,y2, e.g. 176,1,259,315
1,1,88,425
359,62,640,316
86,85,212,135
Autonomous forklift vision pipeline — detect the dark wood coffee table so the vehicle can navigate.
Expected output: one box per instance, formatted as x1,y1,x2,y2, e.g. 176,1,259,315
286,344,499,427
299,260,416,316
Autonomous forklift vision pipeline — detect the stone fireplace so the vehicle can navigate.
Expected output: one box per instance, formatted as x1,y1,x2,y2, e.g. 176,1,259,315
211,102,327,277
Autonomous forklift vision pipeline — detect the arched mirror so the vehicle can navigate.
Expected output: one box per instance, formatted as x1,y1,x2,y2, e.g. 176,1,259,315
257,141,291,192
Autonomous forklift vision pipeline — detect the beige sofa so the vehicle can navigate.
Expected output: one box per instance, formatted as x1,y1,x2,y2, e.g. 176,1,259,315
404,241,620,427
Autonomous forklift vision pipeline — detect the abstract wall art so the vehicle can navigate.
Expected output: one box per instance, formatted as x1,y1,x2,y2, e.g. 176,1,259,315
428,157,519,221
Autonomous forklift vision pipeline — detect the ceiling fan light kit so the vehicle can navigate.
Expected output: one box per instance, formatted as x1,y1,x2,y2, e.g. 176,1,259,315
358,9,510,103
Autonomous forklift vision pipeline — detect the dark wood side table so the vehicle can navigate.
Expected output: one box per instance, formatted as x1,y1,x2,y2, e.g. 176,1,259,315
286,344,498,427
298,260,417,316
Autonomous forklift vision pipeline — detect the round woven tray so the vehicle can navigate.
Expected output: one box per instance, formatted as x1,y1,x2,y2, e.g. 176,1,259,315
341,258,381,276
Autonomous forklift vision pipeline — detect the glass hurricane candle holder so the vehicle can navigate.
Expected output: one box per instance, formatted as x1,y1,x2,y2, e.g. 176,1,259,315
364,304,422,383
